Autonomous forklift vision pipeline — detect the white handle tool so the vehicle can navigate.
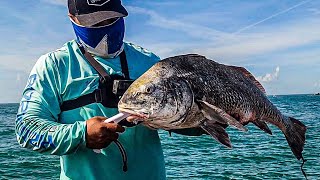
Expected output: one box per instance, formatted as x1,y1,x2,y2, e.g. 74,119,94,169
93,112,131,153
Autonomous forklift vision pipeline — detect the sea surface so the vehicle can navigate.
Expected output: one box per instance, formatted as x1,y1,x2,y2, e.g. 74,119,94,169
0,95,319,179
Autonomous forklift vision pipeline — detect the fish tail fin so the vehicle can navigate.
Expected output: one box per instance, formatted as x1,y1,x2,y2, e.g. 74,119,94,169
283,116,307,160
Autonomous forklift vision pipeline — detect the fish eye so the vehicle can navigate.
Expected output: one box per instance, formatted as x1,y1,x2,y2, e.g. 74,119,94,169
145,85,155,93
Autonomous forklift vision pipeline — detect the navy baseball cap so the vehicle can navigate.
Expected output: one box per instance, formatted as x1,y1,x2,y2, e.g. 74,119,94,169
68,0,128,27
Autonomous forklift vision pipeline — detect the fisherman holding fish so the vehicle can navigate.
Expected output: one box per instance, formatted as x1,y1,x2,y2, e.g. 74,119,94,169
15,0,308,179
15,0,179,179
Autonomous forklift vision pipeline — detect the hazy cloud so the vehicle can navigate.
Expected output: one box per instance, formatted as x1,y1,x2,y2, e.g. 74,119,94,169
128,6,320,62
127,6,230,42
16,73,21,82
308,8,320,15
233,0,312,34
197,20,320,61
257,66,280,83
2,1,319,101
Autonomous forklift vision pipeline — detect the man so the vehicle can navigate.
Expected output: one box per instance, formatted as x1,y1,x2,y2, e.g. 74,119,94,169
15,0,166,179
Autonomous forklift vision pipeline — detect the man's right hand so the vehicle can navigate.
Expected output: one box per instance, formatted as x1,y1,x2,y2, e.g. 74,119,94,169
85,116,125,149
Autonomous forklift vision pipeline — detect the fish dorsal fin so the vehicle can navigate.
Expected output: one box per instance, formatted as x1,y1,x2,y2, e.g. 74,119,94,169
228,66,266,94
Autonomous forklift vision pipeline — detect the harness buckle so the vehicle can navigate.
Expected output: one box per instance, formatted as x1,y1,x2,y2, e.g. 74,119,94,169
94,89,103,103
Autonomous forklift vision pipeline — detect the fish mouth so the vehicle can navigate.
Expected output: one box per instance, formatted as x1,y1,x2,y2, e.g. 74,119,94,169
118,107,150,119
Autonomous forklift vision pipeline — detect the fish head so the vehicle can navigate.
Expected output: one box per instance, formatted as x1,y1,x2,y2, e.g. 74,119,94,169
118,63,194,127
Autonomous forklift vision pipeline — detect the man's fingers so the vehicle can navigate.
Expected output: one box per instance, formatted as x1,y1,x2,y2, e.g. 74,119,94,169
105,132,119,141
100,130,119,140
101,123,125,133
86,116,125,150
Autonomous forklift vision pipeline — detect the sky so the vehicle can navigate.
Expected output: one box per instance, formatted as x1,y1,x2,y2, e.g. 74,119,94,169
0,0,319,103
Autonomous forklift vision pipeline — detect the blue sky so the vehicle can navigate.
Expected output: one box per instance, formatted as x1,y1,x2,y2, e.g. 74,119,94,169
0,0,319,103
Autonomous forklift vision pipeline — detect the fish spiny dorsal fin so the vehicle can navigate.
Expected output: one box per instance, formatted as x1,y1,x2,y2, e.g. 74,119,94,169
228,66,266,94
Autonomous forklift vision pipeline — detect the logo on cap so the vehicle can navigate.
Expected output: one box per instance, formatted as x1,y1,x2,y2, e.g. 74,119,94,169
87,0,110,6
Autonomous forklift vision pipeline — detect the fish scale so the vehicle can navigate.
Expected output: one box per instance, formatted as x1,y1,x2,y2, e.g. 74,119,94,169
169,55,265,118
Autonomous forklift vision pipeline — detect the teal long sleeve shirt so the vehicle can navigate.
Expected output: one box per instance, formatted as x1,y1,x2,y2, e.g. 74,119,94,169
15,40,166,180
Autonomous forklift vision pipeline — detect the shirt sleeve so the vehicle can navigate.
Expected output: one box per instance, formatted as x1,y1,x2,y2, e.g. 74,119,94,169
15,54,87,155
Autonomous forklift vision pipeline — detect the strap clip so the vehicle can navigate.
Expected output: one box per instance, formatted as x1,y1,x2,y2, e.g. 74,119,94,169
94,89,103,103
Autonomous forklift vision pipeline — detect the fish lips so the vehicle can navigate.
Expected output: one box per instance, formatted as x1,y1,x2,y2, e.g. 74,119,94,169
118,107,150,120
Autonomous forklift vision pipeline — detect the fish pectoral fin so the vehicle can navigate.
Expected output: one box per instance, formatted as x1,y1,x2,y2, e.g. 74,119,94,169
197,100,247,132
252,120,272,135
200,120,232,148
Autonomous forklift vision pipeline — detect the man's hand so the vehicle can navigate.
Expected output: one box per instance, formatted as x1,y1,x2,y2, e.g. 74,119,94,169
85,116,125,149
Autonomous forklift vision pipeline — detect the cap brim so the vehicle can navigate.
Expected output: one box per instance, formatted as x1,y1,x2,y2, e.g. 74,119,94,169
77,11,127,27
77,3,128,27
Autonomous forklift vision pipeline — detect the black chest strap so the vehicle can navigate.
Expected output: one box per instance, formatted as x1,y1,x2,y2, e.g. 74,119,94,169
84,49,130,81
119,51,130,80
60,49,131,112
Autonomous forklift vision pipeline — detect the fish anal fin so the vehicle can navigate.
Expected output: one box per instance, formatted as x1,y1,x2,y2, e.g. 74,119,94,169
228,65,266,94
252,120,272,135
200,120,232,148
197,100,247,132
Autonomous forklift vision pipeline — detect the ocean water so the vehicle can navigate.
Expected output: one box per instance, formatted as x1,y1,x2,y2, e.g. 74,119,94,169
0,95,319,179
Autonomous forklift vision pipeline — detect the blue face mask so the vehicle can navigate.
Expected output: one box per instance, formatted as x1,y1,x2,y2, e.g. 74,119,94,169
71,17,125,58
